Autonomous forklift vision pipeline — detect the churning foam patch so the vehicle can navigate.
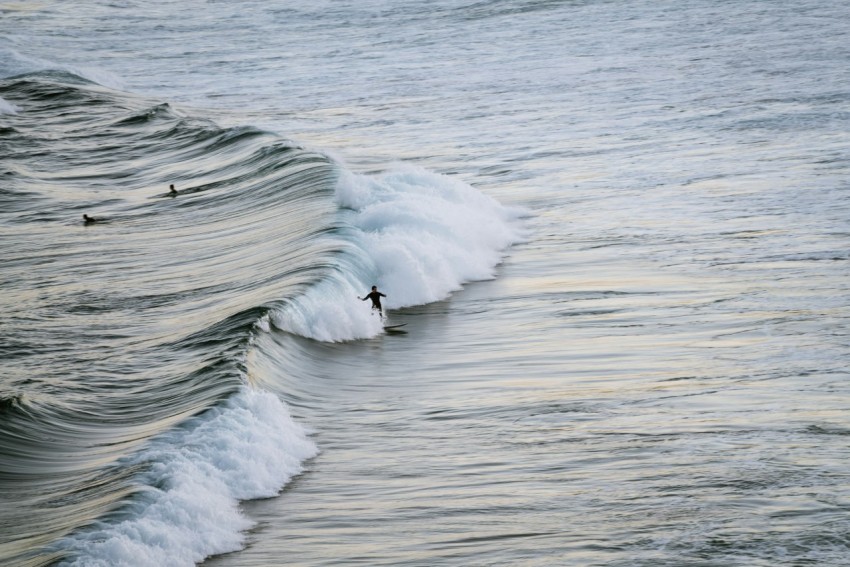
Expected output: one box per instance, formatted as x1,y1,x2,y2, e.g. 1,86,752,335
272,163,528,342
57,388,317,567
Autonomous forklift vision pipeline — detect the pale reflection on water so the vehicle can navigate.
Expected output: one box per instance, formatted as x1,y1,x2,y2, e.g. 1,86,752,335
221,189,849,564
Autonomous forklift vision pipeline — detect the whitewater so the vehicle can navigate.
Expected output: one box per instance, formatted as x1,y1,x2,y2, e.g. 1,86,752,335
2,0,850,566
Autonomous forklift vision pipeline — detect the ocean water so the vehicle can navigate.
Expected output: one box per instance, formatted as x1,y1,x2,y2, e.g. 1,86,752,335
1,1,849,566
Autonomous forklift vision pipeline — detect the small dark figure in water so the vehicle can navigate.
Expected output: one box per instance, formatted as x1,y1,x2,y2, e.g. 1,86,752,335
169,184,177,196
83,214,97,225
359,285,387,318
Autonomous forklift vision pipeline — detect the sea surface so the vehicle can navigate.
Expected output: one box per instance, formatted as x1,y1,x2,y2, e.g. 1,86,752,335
1,1,849,565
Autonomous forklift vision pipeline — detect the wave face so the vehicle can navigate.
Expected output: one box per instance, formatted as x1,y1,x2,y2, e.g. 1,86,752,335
0,72,523,566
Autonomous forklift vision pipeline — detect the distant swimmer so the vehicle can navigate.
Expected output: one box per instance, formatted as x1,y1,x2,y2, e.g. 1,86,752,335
82,214,98,225
169,184,177,196
359,285,387,318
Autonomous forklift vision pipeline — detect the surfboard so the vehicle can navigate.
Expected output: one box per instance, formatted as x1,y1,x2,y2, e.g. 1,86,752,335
383,323,407,330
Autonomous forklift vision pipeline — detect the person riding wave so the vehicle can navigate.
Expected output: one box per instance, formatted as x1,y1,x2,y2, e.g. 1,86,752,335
359,286,386,318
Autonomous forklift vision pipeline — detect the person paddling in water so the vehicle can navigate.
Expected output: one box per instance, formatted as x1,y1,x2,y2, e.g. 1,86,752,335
359,285,387,319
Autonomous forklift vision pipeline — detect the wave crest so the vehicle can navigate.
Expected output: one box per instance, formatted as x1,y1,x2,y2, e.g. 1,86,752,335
56,388,317,567
271,164,528,342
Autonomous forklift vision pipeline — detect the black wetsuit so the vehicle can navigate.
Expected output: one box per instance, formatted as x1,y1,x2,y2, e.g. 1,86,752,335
362,290,386,313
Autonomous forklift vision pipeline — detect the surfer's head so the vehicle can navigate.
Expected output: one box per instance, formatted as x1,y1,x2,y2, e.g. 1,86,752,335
371,285,377,291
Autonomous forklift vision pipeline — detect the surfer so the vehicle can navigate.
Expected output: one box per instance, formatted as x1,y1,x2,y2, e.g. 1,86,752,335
82,214,98,225
359,286,387,318
169,184,177,196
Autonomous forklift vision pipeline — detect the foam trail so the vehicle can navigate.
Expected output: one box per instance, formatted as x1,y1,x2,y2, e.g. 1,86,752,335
272,164,527,342
57,388,317,567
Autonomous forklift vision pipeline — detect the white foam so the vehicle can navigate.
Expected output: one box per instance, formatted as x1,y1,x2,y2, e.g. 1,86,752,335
0,96,19,115
272,163,527,342
57,388,317,567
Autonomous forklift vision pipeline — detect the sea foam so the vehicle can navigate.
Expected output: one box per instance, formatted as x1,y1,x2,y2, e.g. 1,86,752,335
271,164,527,342
57,388,317,567
0,96,19,115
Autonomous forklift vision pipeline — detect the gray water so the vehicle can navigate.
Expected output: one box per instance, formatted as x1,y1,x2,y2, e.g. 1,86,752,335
2,0,849,565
